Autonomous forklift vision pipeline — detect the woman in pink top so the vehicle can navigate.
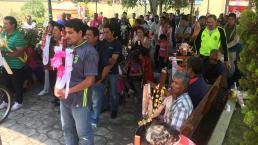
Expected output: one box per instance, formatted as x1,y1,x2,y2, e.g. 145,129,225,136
90,13,100,28
146,122,196,145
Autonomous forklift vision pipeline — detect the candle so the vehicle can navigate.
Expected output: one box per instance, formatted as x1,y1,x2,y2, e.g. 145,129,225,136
134,135,141,145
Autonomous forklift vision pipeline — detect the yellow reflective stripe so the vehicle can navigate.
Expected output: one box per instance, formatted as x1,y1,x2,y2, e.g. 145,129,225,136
83,88,88,107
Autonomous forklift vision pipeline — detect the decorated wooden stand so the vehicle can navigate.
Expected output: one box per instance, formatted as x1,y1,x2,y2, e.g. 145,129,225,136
135,68,168,144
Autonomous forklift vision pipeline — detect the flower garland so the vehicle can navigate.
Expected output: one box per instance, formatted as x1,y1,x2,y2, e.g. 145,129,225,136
42,33,51,65
176,43,195,56
152,84,166,110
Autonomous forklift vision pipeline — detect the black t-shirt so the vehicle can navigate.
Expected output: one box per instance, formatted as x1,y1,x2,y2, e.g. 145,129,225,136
95,41,111,81
100,39,122,75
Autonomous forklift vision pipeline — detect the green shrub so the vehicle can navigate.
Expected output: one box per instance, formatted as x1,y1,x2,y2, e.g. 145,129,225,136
21,0,45,18
237,0,258,144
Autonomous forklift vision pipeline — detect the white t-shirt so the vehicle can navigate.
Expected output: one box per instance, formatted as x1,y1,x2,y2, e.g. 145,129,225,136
23,22,36,29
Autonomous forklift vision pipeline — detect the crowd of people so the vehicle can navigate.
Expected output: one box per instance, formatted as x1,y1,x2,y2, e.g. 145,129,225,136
0,9,242,145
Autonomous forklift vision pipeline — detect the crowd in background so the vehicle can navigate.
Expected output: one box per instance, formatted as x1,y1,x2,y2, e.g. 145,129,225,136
0,9,242,145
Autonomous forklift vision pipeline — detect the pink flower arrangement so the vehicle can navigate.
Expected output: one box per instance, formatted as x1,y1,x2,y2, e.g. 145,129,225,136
51,50,66,78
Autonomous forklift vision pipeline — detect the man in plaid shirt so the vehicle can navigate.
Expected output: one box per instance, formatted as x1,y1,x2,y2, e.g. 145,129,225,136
163,71,193,131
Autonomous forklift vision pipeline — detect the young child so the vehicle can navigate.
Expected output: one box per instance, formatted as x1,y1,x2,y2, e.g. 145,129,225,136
158,34,170,71
127,50,143,103
140,53,154,84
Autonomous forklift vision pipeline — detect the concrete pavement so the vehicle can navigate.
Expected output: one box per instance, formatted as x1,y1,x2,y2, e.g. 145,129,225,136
0,85,141,145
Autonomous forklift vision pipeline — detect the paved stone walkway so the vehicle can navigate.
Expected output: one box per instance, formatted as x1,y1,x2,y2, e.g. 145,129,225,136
0,85,141,145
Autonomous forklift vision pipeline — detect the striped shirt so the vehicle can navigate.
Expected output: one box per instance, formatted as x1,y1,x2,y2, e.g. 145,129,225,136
2,30,27,69
164,92,193,131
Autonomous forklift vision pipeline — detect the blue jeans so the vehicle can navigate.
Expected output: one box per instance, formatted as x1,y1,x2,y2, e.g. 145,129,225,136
60,101,94,145
109,74,119,113
91,83,105,124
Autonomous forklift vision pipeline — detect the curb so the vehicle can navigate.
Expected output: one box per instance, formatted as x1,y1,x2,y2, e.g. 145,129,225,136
207,99,236,145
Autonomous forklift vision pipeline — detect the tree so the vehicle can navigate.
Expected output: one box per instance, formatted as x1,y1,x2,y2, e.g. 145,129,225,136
72,0,89,2
164,0,189,11
121,0,189,15
20,0,45,48
237,0,258,144
21,0,45,18
121,0,138,8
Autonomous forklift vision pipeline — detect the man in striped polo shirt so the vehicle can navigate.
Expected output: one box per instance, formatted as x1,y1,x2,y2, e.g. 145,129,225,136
0,16,27,111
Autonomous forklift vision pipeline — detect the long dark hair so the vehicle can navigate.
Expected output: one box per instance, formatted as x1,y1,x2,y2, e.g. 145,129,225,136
50,21,64,46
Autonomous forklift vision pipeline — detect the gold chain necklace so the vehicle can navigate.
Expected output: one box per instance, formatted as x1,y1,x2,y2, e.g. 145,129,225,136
72,40,87,50
72,40,87,64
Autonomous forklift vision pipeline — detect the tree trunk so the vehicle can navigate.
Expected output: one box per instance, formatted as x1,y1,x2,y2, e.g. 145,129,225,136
48,0,53,21
190,0,194,16
149,0,157,14
159,0,163,16
224,0,229,14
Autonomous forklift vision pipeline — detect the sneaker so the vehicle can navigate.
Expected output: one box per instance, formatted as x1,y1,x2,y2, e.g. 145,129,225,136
37,89,49,96
0,101,7,109
91,123,98,129
11,102,23,111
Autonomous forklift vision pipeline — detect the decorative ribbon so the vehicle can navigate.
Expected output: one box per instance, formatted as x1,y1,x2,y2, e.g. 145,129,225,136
51,40,86,100
64,48,74,99
52,46,74,99
0,51,13,74
0,35,27,63
43,34,51,65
